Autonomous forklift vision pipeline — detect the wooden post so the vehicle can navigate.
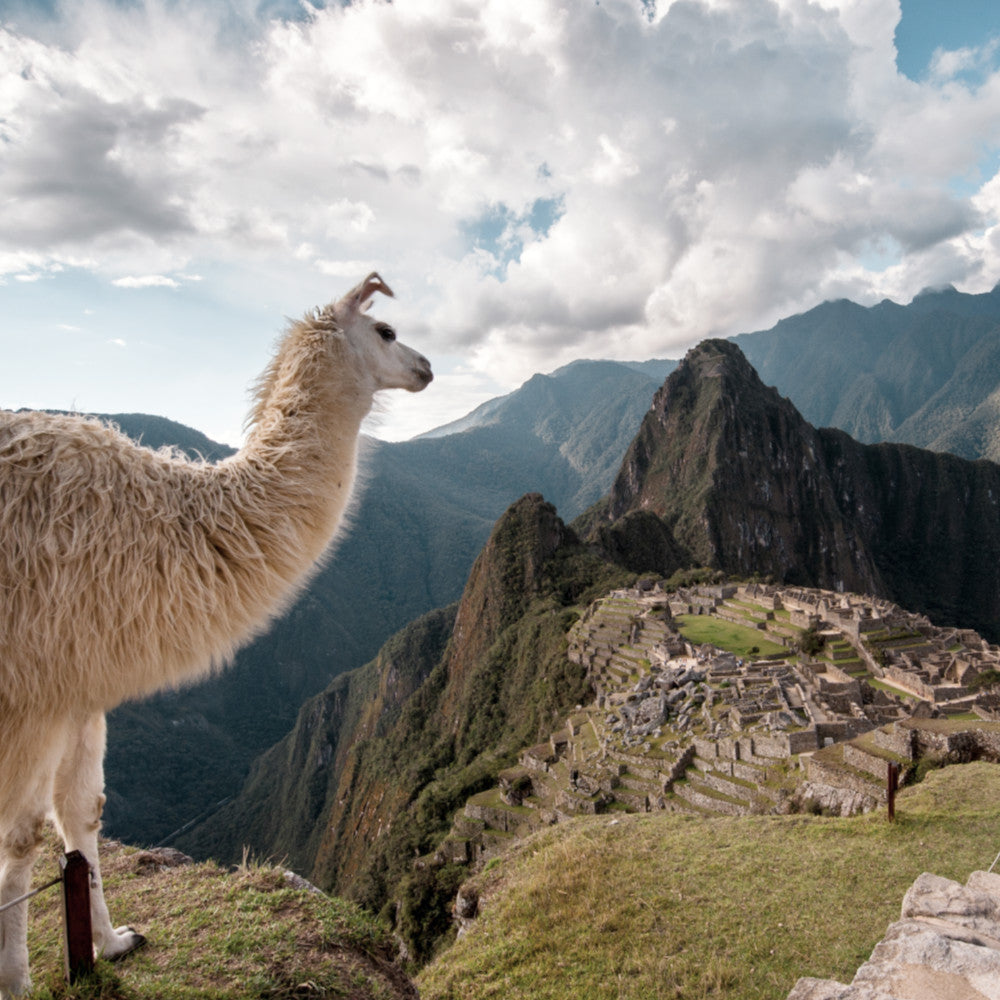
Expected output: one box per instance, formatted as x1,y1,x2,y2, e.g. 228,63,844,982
887,762,898,823
60,851,93,983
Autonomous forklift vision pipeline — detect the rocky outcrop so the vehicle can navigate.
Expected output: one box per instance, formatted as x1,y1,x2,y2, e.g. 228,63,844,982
584,339,1000,641
788,870,1000,1000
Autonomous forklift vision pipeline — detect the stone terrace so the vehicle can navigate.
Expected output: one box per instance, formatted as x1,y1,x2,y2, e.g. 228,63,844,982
434,583,1000,867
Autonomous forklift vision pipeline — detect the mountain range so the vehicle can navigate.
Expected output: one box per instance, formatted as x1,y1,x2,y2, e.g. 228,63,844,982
734,283,1000,460
94,283,1000,849
173,330,1000,962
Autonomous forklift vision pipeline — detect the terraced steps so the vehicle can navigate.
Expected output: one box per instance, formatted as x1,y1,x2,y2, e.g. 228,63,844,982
442,584,1000,874
674,777,753,816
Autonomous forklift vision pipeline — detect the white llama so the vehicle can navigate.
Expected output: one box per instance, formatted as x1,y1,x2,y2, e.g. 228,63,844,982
0,273,432,997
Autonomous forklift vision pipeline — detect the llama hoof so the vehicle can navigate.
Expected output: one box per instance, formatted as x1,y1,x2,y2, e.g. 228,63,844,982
102,927,146,961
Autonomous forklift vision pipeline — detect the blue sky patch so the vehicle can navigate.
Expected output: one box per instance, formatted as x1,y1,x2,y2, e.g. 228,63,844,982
460,197,565,274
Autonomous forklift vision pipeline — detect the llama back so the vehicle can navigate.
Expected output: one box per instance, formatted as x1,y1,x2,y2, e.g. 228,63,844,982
0,411,319,714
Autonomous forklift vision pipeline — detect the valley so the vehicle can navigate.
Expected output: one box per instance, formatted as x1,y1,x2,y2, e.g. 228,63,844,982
96,283,1000,852
172,325,1000,969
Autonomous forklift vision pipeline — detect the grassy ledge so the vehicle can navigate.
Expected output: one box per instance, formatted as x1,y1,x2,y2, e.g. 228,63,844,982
417,761,1000,1000
24,835,415,1000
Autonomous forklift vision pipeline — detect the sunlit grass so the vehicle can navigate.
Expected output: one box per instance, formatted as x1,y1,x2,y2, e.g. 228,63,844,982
418,762,1000,1000
25,836,405,1000
675,615,788,658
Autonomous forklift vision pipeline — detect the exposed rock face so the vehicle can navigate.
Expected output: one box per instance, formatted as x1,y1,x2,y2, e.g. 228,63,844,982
790,781,880,818
586,339,1000,639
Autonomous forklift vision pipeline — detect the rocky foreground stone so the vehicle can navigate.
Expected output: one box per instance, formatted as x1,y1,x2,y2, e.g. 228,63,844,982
788,869,1000,1000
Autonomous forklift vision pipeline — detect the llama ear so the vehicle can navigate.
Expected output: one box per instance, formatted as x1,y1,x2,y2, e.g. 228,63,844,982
342,272,394,314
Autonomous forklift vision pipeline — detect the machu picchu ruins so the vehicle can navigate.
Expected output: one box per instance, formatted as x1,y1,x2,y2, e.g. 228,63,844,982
437,582,1000,871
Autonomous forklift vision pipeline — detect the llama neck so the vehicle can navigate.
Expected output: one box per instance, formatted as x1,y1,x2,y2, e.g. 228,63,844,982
235,324,372,573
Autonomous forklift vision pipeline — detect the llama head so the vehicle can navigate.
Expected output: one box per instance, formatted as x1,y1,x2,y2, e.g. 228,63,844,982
329,273,433,394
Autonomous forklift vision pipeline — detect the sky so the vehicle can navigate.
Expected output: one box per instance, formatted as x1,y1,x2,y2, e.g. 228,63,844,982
2,0,1000,446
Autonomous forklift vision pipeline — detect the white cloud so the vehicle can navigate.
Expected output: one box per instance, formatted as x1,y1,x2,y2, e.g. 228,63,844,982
1,0,999,438
928,38,1000,83
112,275,180,289
315,258,380,279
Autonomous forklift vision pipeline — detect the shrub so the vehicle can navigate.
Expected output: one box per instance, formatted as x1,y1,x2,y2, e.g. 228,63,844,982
969,669,1000,692
797,625,825,657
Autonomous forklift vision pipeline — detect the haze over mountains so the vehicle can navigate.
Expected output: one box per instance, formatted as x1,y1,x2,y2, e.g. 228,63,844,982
93,282,1000,848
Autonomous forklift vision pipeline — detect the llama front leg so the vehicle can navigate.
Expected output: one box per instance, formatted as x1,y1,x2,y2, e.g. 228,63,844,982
0,812,46,998
51,713,145,960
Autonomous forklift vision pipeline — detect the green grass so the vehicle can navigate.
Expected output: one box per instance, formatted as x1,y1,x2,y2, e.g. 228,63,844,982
417,761,1000,1000
866,677,922,701
24,836,409,1000
674,615,787,659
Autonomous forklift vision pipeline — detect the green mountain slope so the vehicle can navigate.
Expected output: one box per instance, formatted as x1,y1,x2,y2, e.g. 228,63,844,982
183,323,1000,954
96,361,661,846
163,328,1000,967
82,281,1000,848
178,494,631,962
417,763,1000,1000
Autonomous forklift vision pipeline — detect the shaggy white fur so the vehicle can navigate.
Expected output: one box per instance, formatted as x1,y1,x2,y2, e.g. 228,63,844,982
0,274,431,997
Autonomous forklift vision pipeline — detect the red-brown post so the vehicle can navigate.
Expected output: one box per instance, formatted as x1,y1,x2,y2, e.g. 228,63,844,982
887,762,899,823
60,851,94,982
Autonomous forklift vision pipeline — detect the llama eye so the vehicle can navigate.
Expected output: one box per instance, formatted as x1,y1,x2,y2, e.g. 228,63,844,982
376,323,396,342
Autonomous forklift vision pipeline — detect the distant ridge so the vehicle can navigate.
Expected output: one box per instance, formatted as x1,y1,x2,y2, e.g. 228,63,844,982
734,282,1000,460
23,410,236,463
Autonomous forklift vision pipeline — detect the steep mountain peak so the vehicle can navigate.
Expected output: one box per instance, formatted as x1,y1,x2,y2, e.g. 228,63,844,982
683,335,752,370
672,337,764,390
606,339,799,525
444,492,567,694
590,339,885,592
587,337,1000,635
